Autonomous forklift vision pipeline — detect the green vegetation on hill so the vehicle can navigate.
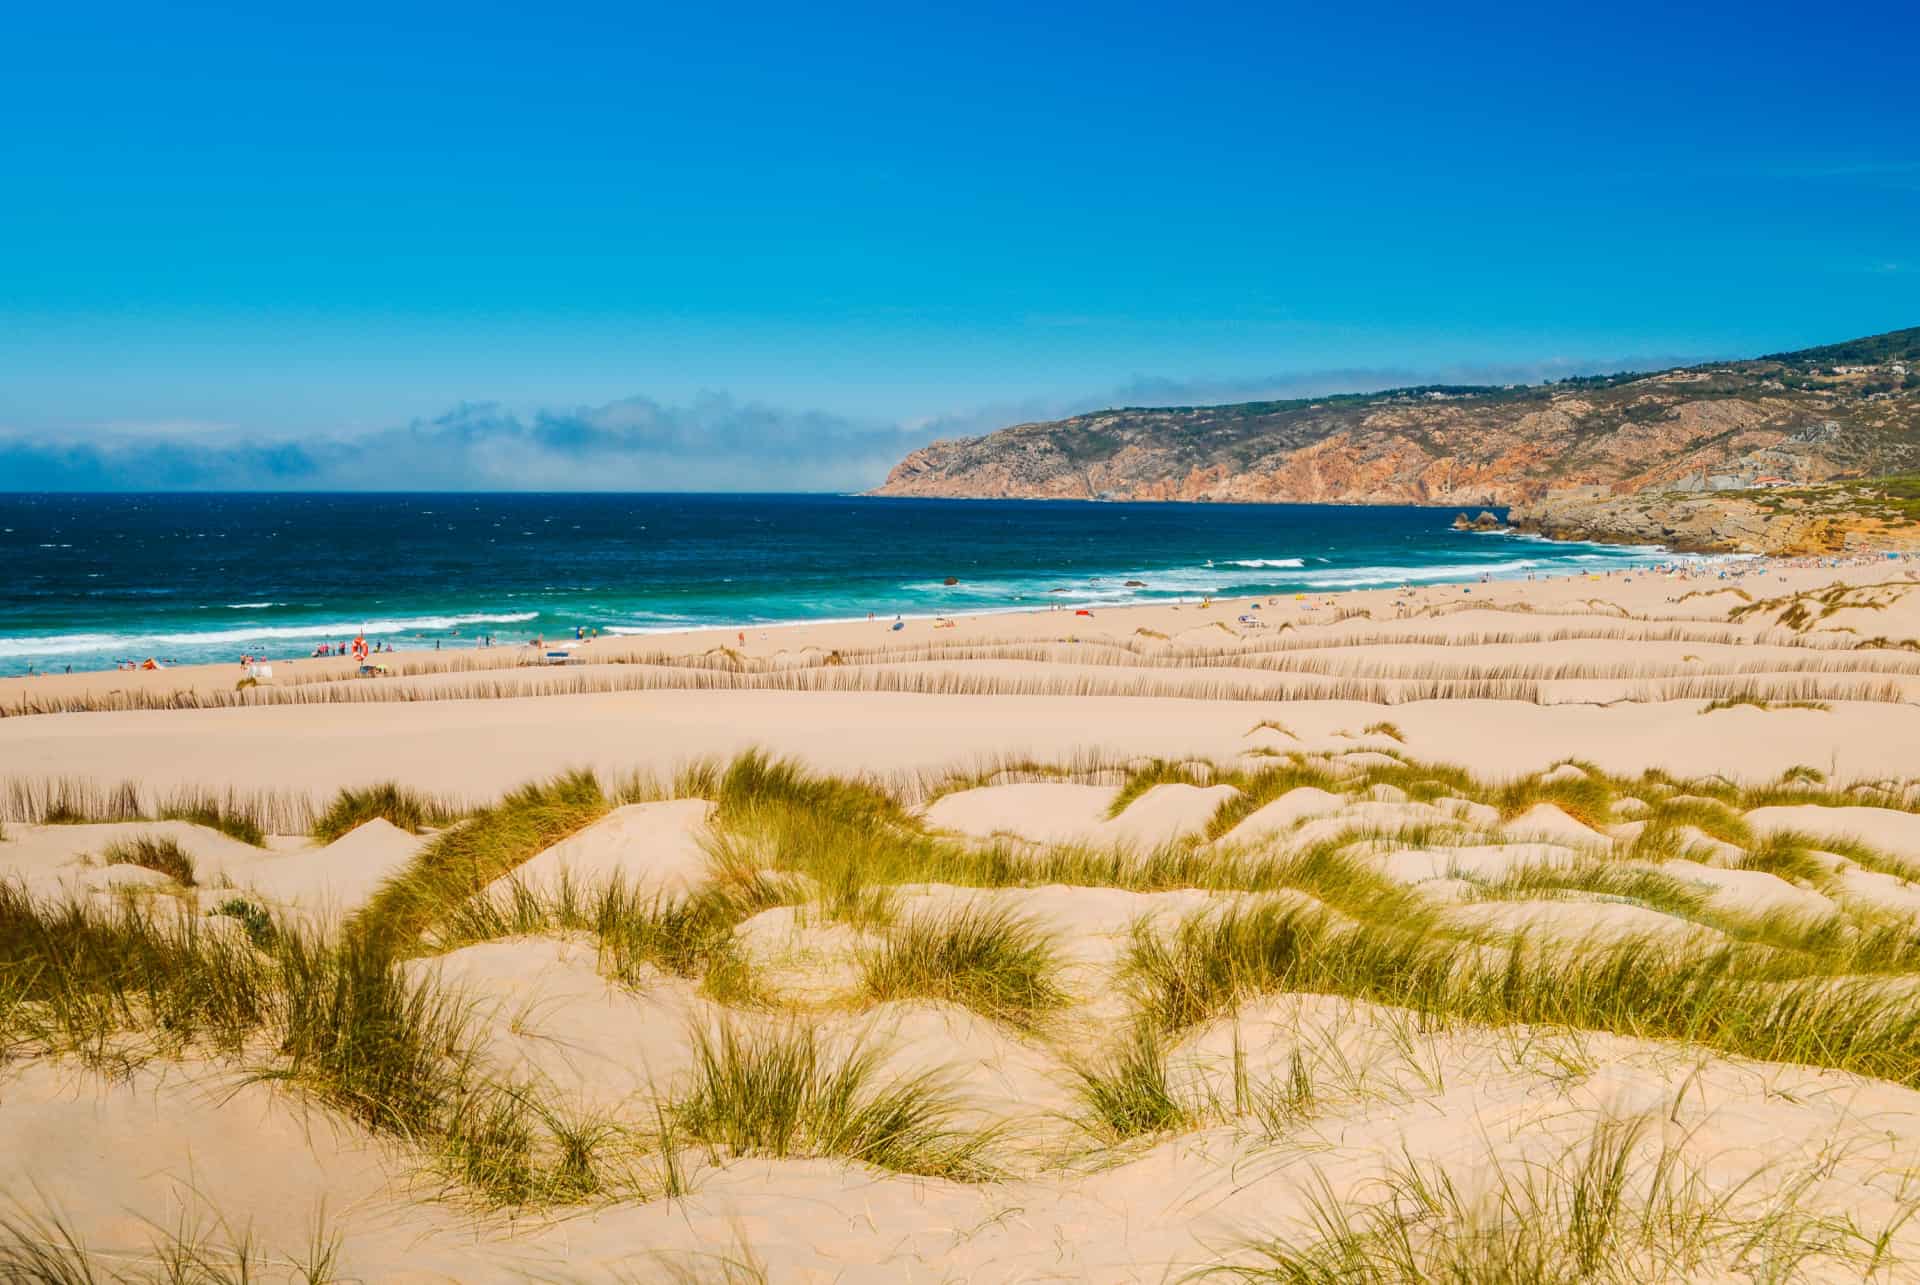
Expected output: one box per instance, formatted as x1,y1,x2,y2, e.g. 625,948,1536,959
1731,473,1920,523
1763,325,1920,367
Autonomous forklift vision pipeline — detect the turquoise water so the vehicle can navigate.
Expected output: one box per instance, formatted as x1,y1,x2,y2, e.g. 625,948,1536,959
0,493,1665,675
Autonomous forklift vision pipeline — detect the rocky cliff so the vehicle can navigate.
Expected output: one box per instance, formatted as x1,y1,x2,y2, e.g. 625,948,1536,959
873,327,1920,507
1508,480,1920,556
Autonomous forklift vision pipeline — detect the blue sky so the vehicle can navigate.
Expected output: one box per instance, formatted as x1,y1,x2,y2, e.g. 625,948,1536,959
2,0,1915,489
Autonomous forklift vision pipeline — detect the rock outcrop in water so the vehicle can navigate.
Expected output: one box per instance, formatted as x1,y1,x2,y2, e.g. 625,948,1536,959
873,327,1920,508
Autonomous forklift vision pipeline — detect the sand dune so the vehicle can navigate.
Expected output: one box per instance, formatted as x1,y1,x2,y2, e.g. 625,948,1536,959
7,558,1920,1279
238,819,425,915
490,799,716,900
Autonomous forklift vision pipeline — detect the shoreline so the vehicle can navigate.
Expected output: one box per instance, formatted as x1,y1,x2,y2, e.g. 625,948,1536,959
1,534,1674,683
4,547,1908,715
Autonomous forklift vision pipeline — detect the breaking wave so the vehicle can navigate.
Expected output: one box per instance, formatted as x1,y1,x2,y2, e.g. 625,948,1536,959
0,612,540,660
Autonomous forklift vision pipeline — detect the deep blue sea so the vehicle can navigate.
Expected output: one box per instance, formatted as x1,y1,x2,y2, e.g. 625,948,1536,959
0,493,1667,675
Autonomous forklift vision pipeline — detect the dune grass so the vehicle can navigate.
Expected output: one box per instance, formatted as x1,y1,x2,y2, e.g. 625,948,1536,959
0,1200,349,1284
696,752,1442,934
671,1021,996,1181
439,1081,630,1208
263,927,474,1136
1107,759,1217,817
0,878,656,1212
311,781,462,842
100,834,197,887
1072,1022,1192,1140
595,877,791,993
0,883,270,1062
698,751,950,929
1700,694,1833,714
1124,900,1920,1088
15,745,1920,1224
1201,761,1344,840
859,904,1067,1026
6,777,145,825
1460,853,1920,974
1207,1113,1905,1283
2,777,314,838
351,770,609,955
154,789,268,847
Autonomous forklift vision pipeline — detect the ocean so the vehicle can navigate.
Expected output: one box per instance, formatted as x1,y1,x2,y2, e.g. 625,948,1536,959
0,493,1667,675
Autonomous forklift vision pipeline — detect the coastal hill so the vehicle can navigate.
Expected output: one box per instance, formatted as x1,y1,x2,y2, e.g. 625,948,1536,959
872,326,1920,507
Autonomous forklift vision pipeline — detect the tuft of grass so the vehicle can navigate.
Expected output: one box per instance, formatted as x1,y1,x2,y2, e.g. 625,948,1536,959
8,777,145,826
859,904,1067,1026
429,869,795,1008
647,1235,769,1285
0,1201,306,1285
1469,861,1711,920
1207,1113,1900,1283
671,1021,995,1180
1202,759,1343,840
0,878,630,1213
700,753,944,928
1494,770,1617,829
596,877,790,988
312,782,459,842
713,749,903,829
266,927,474,1135
440,1083,623,1208
1361,720,1406,743
155,789,268,847
100,834,196,886
1072,1022,1190,1140
1127,900,1920,1088
1243,1047,1320,1138
1700,695,1832,714
351,770,608,954
0,883,269,1061
1107,759,1217,817
1738,833,1837,887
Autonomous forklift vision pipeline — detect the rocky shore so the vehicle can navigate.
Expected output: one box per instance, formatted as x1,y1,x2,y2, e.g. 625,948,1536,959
1507,484,1920,555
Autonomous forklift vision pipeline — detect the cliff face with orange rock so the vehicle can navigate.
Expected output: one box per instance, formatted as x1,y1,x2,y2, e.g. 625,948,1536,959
873,328,1920,509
